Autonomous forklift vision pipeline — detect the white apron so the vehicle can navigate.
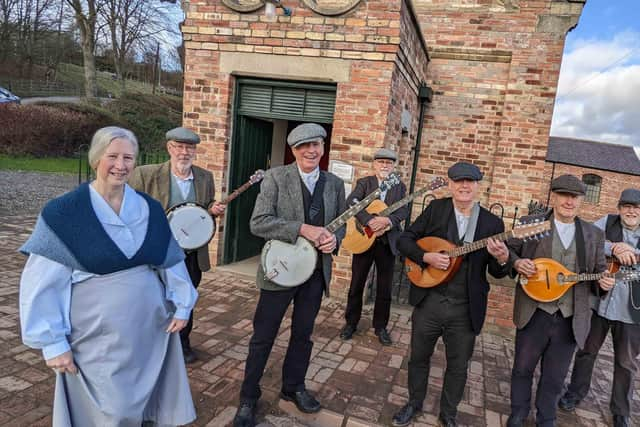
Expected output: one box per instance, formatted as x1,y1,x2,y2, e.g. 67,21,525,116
52,265,196,427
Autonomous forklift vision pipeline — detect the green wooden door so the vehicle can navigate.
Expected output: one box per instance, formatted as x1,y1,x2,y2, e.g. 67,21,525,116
224,115,273,264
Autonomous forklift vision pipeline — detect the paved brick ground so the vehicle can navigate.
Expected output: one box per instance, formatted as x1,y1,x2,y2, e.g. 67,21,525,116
0,215,638,426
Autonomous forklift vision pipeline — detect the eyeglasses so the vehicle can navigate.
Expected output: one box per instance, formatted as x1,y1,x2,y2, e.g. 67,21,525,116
170,142,196,153
620,204,640,210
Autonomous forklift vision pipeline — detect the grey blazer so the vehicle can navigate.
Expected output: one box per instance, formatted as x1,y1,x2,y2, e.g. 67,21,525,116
250,163,346,295
508,215,607,349
128,161,215,272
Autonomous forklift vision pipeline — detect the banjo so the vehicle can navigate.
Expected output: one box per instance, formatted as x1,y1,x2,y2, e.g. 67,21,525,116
167,169,265,250
261,172,401,287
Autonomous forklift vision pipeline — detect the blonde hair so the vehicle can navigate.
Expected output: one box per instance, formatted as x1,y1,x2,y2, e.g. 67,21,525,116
88,126,138,169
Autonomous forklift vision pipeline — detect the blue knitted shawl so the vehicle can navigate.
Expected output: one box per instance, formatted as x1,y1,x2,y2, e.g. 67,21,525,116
20,183,184,274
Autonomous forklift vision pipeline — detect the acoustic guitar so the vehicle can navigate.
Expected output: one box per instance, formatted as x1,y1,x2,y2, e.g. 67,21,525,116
342,177,448,254
405,219,551,288
519,258,640,302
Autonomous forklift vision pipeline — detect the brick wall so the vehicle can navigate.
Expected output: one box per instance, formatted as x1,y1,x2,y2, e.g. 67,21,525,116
181,0,587,334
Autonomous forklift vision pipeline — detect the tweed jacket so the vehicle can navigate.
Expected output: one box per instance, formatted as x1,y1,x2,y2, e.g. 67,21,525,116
508,213,607,349
348,175,409,256
250,163,346,296
128,161,215,272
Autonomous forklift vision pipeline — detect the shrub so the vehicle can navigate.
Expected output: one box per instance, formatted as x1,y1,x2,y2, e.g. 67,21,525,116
0,103,119,157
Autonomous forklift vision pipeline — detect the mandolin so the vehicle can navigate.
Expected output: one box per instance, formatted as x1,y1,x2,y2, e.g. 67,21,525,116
342,177,447,254
519,257,640,302
405,219,551,288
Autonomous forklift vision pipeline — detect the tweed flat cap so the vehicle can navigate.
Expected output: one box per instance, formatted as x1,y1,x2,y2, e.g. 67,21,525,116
619,188,640,205
550,174,586,195
166,127,200,144
287,123,326,148
448,161,483,181
373,148,397,161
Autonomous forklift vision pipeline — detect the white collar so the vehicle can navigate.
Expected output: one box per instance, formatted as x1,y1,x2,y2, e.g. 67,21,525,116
172,170,194,181
89,183,143,226
297,166,320,181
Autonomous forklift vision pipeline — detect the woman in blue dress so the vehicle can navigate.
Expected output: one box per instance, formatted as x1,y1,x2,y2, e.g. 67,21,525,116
19,126,198,426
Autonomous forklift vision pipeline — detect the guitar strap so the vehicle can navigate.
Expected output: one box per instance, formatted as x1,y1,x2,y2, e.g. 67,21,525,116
462,202,481,244
308,172,326,222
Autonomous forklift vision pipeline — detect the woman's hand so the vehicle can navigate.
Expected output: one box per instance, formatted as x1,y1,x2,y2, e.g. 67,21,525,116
166,317,188,333
46,351,78,375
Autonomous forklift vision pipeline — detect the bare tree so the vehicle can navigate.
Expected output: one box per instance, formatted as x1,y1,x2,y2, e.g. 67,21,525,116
65,0,101,99
100,0,175,92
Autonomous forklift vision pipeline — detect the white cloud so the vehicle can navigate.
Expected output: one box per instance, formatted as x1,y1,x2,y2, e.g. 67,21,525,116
551,32,640,146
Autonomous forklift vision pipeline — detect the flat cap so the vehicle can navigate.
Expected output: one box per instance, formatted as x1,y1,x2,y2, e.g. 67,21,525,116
447,161,483,181
550,174,586,195
287,123,326,148
619,188,640,205
373,148,397,161
166,127,200,144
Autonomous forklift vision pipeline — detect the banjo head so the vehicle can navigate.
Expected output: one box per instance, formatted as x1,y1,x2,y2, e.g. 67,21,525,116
167,203,215,250
261,237,317,287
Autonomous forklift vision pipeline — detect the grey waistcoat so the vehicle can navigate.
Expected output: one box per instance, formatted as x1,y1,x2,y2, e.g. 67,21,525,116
538,229,576,317
169,174,196,208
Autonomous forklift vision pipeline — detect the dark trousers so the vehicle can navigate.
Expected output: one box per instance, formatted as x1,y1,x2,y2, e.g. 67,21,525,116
180,251,201,349
240,269,325,403
408,293,476,419
510,309,576,427
345,240,395,330
566,311,640,417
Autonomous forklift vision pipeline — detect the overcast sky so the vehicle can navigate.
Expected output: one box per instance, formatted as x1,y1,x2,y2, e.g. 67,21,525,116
550,0,640,146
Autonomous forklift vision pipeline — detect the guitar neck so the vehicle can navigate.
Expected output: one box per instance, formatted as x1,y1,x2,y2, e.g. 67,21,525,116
448,229,514,257
380,189,426,217
220,180,254,205
326,189,381,233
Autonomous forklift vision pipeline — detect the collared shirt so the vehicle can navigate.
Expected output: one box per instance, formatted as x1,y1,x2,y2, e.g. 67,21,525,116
298,166,320,194
593,215,640,324
454,208,470,240
19,184,198,360
553,219,576,250
172,170,194,199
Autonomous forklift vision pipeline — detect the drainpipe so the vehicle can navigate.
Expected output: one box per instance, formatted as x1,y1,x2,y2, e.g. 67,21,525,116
406,83,433,226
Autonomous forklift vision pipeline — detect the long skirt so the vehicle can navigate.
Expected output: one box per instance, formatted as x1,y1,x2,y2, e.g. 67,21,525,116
52,265,196,427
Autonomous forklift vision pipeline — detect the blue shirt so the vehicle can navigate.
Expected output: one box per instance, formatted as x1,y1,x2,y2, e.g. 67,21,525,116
19,184,198,360
593,215,640,324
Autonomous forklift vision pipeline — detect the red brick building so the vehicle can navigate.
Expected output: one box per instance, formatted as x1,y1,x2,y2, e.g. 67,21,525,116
180,0,586,332
545,137,640,221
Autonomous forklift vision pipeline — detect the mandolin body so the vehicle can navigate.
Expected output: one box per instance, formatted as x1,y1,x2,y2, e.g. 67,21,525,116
519,258,577,302
405,236,464,288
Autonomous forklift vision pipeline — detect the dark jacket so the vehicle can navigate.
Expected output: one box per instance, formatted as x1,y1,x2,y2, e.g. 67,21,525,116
397,197,510,334
507,212,607,349
347,175,409,255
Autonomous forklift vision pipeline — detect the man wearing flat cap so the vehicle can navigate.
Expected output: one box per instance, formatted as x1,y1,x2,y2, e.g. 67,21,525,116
339,148,408,345
129,126,225,363
392,161,511,427
233,123,346,427
506,174,613,427
558,188,640,427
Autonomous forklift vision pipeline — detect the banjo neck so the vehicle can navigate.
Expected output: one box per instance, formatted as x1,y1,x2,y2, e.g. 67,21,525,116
220,180,254,205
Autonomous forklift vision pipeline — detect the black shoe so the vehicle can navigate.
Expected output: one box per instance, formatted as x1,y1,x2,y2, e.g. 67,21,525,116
375,328,392,345
182,346,197,364
280,389,321,414
232,402,256,427
392,403,421,426
340,324,356,340
558,392,580,412
613,415,629,427
438,415,457,427
506,414,524,427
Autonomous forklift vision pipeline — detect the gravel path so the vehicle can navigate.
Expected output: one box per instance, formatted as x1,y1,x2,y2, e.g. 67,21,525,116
0,170,79,215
